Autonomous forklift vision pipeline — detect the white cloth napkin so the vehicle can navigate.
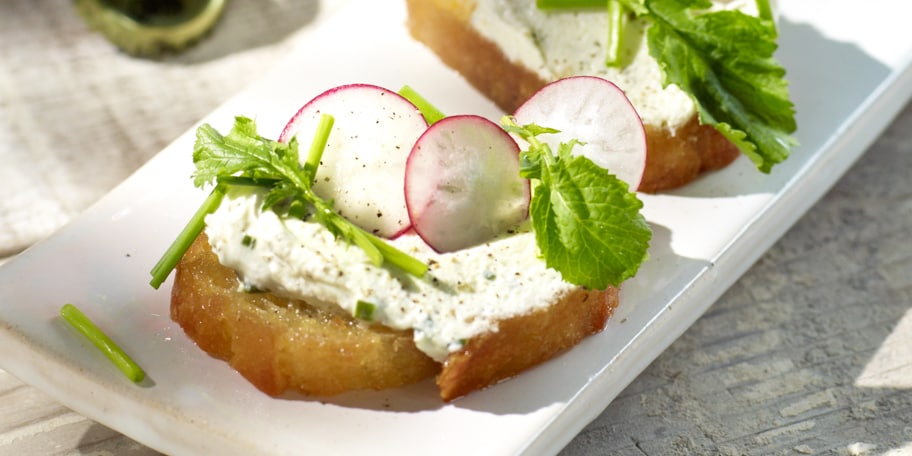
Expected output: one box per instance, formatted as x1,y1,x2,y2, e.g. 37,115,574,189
0,0,345,258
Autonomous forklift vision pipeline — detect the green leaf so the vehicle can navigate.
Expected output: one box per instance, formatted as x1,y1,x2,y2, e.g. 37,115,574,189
532,152,651,289
537,0,796,173
506,118,651,289
176,115,428,281
191,118,303,189
643,0,797,172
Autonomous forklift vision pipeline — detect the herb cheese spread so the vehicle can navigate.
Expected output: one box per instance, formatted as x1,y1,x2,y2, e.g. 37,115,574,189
204,188,575,362
470,0,761,131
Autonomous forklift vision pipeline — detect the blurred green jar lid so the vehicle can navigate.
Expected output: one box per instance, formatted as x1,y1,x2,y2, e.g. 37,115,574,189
75,0,226,57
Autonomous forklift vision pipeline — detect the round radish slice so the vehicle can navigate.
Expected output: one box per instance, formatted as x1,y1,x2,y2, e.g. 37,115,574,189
279,83,428,238
513,76,647,190
406,115,530,253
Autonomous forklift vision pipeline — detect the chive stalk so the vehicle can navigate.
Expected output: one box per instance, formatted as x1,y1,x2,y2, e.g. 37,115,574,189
756,0,773,22
151,112,428,293
533,0,632,67
326,211,427,277
303,114,335,180
605,0,627,67
149,185,225,289
300,114,427,277
398,85,446,125
216,176,280,187
337,216,385,266
368,234,428,277
60,304,146,383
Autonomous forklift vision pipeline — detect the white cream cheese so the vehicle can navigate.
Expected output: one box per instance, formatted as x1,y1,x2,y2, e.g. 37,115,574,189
470,0,761,131
204,188,575,362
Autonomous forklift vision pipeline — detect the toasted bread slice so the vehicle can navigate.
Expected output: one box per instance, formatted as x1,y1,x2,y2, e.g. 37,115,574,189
404,0,740,192
171,233,618,401
171,233,440,396
437,286,616,400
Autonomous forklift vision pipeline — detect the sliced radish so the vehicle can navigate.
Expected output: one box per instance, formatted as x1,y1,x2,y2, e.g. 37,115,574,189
406,115,530,253
513,76,647,190
279,83,428,238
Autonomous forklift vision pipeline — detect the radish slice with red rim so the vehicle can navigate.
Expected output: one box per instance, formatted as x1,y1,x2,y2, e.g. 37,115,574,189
406,115,530,253
279,83,428,238
513,76,647,190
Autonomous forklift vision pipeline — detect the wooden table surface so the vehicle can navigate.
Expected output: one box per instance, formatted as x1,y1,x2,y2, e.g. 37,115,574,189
2,1,911,455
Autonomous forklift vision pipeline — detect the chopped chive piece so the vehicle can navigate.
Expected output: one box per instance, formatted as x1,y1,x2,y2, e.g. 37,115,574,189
149,186,225,289
368,234,428,277
241,234,256,248
354,300,377,321
303,114,335,181
605,0,628,67
242,282,263,293
60,304,145,383
756,0,773,22
189,116,428,279
398,85,446,125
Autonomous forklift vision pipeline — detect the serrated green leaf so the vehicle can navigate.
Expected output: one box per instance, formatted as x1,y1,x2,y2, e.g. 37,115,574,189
643,0,796,172
190,116,427,278
532,154,650,289
505,118,651,289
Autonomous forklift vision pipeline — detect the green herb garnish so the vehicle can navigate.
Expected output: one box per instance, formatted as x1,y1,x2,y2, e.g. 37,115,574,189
389,85,650,289
60,303,146,383
399,85,446,125
150,185,225,289
149,114,428,289
539,0,797,173
605,0,628,66
354,300,377,321
503,118,651,290
643,0,796,172
193,115,428,277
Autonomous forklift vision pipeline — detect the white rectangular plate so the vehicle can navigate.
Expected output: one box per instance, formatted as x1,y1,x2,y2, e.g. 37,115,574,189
2,1,912,454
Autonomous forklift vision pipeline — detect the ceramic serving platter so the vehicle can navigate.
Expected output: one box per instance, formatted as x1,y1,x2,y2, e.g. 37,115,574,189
2,1,912,454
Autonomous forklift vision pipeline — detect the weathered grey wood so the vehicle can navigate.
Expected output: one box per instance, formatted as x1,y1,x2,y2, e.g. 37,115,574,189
562,102,912,456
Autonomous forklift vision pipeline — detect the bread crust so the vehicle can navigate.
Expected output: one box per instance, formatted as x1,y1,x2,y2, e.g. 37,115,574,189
404,0,740,192
171,233,440,396
171,233,618,400
437,286,616,401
